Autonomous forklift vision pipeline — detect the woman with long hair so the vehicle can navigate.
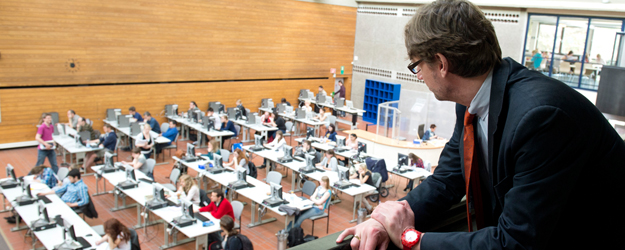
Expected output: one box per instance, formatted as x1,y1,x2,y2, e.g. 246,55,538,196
95,218,131,250
290,176,332,230
403,153,424,192
136,123,154,159
219,215,246,250
167,174,200,206
224,148,249,174
198,139,221,160
352,163,374,214
317,149,338,172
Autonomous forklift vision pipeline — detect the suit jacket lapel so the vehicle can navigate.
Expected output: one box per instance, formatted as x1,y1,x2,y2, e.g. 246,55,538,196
488,59,511,182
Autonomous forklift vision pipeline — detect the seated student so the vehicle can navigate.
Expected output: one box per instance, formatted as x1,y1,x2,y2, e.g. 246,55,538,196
135,124,154,159
121,148,152,179
265,130,286,151
290,176,332,230
166,174,200,206
31,165,57,189
317,149,339,172
143,112,161,134
77,117,97,140
345,133,358,150
351,163,374,214
156,120,178,154
324,124,337,142
281,98,291,107
224,148,249,174
83,124,118,169
95,218,132,250
403,153,424,192
40,169,89,208
188,101,200,115
219,215,249,250
318,85,327,97
195,189,235,219
303,100,313,112
266,111,286,140
235,99,247,118
55,164,80,188
188,101,200,141
422,124,439,141
220,115,238,148
128,106,143,122
206,107,222,130
67,110,81,129
197,140,221,160
314,108,330,122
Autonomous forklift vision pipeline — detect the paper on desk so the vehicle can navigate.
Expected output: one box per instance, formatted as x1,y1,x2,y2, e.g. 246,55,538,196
96,242,109,250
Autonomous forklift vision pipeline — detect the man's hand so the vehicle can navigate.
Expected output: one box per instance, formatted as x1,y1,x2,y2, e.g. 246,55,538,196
371,200,415,248
336,219,391,250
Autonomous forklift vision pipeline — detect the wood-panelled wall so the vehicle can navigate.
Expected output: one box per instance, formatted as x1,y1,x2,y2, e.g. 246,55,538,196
0,0,356,144
0,79,347,144
0,0,355,87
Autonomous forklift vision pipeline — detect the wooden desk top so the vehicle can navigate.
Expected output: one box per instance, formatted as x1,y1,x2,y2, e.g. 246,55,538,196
345,129,445,150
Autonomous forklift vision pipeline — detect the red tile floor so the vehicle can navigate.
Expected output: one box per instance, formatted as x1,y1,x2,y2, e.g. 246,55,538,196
0,117,416,250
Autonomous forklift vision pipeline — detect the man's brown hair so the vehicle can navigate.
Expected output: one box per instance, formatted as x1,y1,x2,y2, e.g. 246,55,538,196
405,0,501,78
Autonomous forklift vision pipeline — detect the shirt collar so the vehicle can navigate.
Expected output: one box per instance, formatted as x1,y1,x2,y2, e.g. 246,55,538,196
467,69,493,119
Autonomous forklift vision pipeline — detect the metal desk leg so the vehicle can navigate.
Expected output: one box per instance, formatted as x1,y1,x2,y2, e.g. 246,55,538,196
246,201,277,228
11,210,29,232
0,194,10,213
111,188,139,212
290,170,301,193
349,194,362,223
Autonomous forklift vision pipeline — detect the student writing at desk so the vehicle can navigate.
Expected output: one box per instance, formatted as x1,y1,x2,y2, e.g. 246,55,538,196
95,218,132,250
314,107,330,122
224,148,249,174
421,124,439,141
403,153,425,192
236,99,247,118
220,115,238,148
266,111,286,140
31,165,57,189
83,124,117,169
122,148,151,178
143,112,161,134
317,149,338,172
323,124,337,142
128,106,143,122
165,174,200,206
39,169,89,208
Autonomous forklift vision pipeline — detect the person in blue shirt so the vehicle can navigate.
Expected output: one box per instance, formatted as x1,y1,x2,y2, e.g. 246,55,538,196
422,124,438,141
32,165,57,189
220,115,238,149
143,111,161,134
129,106,143,122
41,169,89,208
156,120,178,154
83,124,118,169
530,49,543,70
324,123,337,142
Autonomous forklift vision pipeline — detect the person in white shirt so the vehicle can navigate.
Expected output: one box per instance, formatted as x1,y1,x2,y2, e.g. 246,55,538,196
95,218,132,250
206,107,222,130
224,148,249,174
166,174,200,206
66,110,81,129
317,149,339,172
264,130,286,152
303,100,313,112
345,133,359,150
315,108,330,122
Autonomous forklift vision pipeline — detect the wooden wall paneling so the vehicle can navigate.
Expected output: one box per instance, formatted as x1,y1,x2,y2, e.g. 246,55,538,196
0,79,337,144
0,0,356,87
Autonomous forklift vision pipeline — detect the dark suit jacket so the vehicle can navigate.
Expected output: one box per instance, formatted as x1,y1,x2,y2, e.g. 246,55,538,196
404,58,625,249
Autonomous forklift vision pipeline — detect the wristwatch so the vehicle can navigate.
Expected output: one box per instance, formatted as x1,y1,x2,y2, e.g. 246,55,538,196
401,227,422,250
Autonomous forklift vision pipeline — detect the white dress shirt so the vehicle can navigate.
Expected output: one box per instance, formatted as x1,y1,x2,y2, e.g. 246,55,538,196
467,70,493,171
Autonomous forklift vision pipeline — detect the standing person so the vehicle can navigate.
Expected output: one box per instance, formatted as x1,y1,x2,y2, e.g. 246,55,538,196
35,113,59,173
337,1,625,249
83,124,117,169
421,124,438,141
403,153,424,192
143,112,161,134
66,110,81,129
266,111,286,140
128,106,143,122
94,218,132,250
530,49,542,70
337,80,347,116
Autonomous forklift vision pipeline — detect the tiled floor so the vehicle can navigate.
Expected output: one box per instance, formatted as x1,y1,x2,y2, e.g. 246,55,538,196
0,117,413,250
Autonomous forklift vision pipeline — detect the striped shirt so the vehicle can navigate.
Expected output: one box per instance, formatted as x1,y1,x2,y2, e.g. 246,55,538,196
55,179,89,207
37,168,57,189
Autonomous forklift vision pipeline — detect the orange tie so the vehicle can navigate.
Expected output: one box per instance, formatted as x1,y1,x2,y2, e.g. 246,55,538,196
463,110,484,232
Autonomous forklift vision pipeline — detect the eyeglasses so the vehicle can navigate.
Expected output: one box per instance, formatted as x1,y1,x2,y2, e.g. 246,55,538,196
407,59,422,75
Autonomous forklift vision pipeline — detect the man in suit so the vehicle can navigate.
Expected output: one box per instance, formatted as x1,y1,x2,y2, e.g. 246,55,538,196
337,0,625,249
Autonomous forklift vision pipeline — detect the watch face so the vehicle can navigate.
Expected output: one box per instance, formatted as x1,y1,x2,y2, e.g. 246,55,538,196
405,230,418,242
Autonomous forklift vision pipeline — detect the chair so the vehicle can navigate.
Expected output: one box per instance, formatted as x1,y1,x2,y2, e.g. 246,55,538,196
284,121,294,143
74,193,97,220
57,167,70,182
92,130,101,140
145,159,156,179
231,201,244,232
327,115,337,130
162,168,181,191
417,124,425,139
91,225,105,236
160,122,169,135
302,180,316,197
199,189,211,207
226,125,241,149
129,228,141,250
266,171,282,185
162,133,178,161
220,149,230,162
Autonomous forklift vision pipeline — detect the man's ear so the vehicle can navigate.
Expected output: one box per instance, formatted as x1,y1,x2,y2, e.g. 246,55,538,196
435,53,449,78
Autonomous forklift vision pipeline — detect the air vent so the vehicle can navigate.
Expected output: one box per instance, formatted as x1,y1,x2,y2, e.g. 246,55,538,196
353,65,392,78
357,6,399,16
396,72,424,84
483,11,520,23
402,8,417,17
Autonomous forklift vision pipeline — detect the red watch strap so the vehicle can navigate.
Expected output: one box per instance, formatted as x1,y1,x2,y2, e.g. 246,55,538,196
402,228,422,250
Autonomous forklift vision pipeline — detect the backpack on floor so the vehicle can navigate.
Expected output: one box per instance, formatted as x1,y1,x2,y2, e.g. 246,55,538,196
233,235,254,250
248,161,258,179
287,226,305,247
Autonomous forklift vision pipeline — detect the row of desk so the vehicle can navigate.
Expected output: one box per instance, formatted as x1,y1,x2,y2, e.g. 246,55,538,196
297,96,366,130
166,115,234,149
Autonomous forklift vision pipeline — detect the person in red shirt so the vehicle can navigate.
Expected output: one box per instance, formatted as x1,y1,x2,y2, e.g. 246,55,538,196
195,189,234,219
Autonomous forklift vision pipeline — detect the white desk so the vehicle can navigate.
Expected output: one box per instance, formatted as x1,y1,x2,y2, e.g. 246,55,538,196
91,165,219,250
258,107,327,137
230,119,277,143
166,115,234,150
1,179,101,250
174,156,314,230
103,120,171,164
